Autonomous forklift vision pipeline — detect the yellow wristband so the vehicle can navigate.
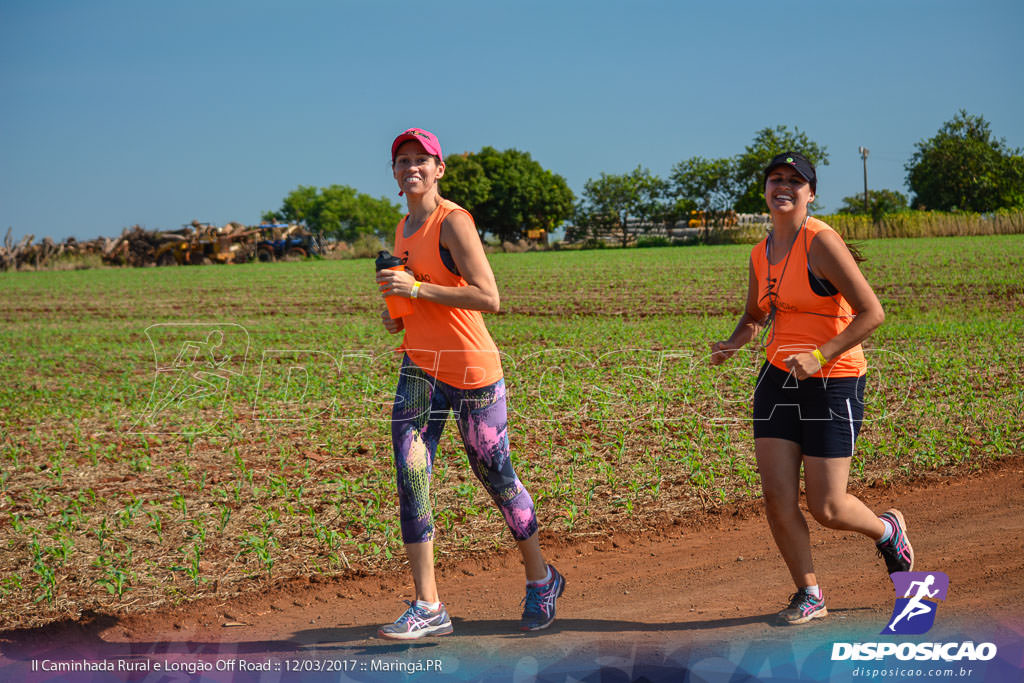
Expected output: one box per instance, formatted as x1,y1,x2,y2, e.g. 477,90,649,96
812,348,828,366
410,282,421,299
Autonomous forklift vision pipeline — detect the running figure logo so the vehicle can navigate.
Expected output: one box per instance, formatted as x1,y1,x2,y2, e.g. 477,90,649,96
132,323,250,435
884,571,949,635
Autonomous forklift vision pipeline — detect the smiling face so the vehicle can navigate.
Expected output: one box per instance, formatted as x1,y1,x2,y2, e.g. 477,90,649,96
392,140,445,196
764,165,815,215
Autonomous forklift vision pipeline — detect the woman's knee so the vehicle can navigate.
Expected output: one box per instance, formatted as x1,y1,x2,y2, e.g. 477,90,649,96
761,487,800,520
807,495,844,528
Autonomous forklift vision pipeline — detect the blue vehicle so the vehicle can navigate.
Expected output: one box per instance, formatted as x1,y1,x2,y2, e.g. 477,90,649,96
255,224,323,262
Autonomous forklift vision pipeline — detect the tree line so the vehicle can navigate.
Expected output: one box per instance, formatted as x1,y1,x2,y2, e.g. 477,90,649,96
264,111,1024,244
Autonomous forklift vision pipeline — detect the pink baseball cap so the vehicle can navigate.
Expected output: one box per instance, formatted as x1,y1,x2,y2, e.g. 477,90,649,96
391,128,443,163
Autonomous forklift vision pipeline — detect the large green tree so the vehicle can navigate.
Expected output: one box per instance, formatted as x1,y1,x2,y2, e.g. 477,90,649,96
837,189,909,221
263,185,402,241
670,156,740,238
440,147,574,242
906,110,1024,211
732,126,829,213
573,166,670,248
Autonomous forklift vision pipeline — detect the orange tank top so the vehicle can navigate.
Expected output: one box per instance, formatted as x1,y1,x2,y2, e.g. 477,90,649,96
393,199,503,389
750,217,867,378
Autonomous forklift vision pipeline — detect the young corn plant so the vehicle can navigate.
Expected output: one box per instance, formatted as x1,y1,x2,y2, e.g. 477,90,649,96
217,502,231,533
95,548,134,598
146,507,164,542
118,495,143,528
0,574,23,598
171,543,206,588
238,530,277,582
29,536,57,604
171,492,188,520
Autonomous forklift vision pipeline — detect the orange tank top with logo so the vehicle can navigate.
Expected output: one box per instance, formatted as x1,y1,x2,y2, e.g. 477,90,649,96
750,217,867,378
393,199,503,389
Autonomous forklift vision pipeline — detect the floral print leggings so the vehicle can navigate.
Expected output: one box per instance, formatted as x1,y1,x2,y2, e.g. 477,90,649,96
391,355,538,544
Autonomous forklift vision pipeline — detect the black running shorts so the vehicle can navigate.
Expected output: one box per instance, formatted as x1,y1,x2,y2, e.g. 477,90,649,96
752,361,866,459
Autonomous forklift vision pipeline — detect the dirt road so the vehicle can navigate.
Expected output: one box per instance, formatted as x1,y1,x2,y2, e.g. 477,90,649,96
3,460,1022,681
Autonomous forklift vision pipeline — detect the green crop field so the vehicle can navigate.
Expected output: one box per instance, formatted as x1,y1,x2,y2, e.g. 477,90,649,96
1,235,1022,630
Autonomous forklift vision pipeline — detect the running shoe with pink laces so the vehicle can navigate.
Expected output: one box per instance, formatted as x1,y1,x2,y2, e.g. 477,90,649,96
876,508,914,574
778,588,827,625
520,565,566,631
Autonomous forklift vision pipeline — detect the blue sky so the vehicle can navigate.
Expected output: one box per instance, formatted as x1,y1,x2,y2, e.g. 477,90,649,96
2,0,1022,242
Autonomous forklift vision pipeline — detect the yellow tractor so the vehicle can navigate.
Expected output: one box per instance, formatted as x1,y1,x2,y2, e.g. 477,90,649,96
155,223,257,265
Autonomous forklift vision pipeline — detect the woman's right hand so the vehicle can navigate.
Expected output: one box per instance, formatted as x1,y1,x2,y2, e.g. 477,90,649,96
382,309,404,334
709,340,738,366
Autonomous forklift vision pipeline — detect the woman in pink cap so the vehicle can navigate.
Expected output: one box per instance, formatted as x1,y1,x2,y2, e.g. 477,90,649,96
374,127,565,639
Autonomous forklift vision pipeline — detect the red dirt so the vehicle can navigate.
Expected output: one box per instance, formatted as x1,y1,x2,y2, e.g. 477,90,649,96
2,459,1022,680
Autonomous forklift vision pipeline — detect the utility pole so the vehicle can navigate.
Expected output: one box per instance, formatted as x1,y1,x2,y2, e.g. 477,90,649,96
858,146,870,214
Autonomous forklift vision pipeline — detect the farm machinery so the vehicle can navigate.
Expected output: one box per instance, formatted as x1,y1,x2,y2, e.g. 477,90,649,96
153,222,323,266
153,222,259,266
254,223,324,261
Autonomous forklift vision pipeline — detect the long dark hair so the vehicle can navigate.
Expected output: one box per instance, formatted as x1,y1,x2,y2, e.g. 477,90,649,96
844,237,866,263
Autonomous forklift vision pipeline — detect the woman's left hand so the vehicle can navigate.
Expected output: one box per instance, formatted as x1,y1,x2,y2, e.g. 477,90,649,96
784,352,822,380
376,268,417,298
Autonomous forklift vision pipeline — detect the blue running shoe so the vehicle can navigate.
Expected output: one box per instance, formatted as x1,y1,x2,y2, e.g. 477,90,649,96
778,588,827,625
520,565,565,631
378,600,453,640
876,508,914,574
